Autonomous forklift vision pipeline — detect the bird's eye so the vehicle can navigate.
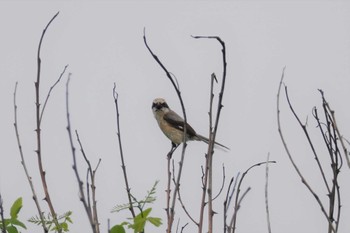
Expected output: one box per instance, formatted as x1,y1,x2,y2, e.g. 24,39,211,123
161,102,169,108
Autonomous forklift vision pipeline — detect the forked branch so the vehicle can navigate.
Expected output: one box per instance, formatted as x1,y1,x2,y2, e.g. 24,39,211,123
276,68,337,232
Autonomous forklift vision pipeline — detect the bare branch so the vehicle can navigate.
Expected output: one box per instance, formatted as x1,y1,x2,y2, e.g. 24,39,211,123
75,131,101,233
276,68,336,233
66,75,98,233
143,29,188,233
113,84,136,218
265,153,272,233
230,161,275,232
319,91,349,168
192,35,229,233
212,164,226,201
13,82,48,232
35,11,61,232
0,193,6,233
39,64,68,124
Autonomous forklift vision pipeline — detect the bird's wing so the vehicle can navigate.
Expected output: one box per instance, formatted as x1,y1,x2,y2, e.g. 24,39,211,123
163,110,197,137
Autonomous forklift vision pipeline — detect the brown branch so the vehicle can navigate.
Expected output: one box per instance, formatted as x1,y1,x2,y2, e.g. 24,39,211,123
35,11,61,232
192,35,229,233
230,161,275,233
171,161,198,226
285,89,330,193
0,193,5,233
212,164,226,201
317,90,342,232
66,75,98,233
13,82,48,232
276,68,336,232
112,84,136,218
75,131,101,233
320,91,349,168
265,153,272,233
143,29,188,233
166,154,172,224
39,64,68,124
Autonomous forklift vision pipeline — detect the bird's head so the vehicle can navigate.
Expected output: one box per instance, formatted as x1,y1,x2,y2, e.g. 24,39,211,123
152,98,170,116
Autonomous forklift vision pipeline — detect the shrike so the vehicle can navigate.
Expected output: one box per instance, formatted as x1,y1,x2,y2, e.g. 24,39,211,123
152,98,229,152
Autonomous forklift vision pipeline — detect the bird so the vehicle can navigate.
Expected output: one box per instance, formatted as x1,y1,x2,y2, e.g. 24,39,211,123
152,98,229,154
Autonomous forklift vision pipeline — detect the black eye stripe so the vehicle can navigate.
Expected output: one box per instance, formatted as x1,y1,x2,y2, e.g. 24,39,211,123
152,102,169,109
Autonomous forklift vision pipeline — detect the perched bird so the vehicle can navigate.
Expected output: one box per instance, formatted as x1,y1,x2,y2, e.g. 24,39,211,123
152,98,229,152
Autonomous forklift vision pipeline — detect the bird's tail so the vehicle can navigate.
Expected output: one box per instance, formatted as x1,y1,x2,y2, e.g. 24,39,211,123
196,134,230,152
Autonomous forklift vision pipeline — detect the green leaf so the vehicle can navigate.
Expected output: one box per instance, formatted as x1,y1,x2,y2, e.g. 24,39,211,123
10,197,22,219
131,208,152,233
7,218,26,229
110,224,126,233
6,225,18,233
60,222,69,232
111,203,135,213
139,208,152,218
147,217,162,227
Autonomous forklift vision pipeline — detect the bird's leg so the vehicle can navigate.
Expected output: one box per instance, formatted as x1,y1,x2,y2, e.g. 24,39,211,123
167,142,179,158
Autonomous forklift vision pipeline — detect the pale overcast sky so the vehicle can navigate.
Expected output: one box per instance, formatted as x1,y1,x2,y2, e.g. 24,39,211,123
0,1,350,233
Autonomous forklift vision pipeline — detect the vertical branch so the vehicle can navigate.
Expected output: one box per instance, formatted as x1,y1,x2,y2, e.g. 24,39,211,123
34,11,61,232
143,30,188,233
192,35,229,233
276,68,336,232
66,75,97,233
113,84,136,218
0,193,5,233
265,154,272,233
315,90,343,233
75,131,101,233
166,155,172,226
229,161,275,233
91,161,101,233
198,73,216,233
13,82,48,232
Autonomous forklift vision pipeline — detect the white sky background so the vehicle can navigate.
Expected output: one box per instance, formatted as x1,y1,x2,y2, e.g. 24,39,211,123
1,1,350,233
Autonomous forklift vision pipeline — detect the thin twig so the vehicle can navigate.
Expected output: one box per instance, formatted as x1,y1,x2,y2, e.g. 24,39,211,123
276,68,336,233
113,84,136,218
180,222,189,233
230,161,275,232
212,164,226,201
320,91,349,168
35,11,61,232
0,193,6,233
192,35,229,233
13,82,48,232
285,90,330,193
143,29,188,233
75,131,101,233
171,161,198,226
39,64,68,124
166,155,172,223
265,153,272,233
66,75,97,233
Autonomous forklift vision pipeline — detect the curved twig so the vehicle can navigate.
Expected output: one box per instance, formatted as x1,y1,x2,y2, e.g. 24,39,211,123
39,64,68,124
113,84,136,218
276,68,336,232
13,82,48,232
66,75,98,233
143,29,188,233
230,161,276,232
35,11,61,232
75,131,101,233
192,36,229,233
